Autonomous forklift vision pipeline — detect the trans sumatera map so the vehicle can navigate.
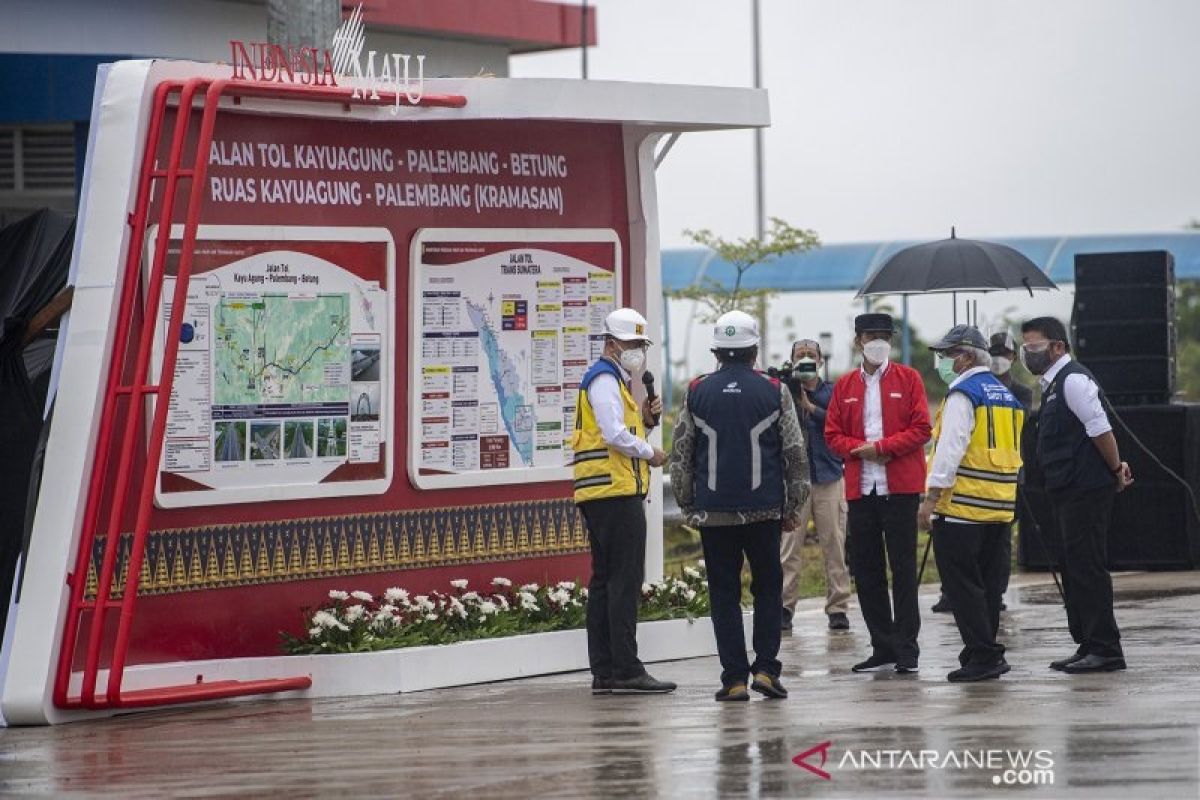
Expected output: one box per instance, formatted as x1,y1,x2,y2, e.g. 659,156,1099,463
214,293,351,405
464,299,533,465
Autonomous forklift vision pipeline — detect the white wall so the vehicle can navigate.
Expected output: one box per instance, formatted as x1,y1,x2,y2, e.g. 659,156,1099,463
1,0,510,77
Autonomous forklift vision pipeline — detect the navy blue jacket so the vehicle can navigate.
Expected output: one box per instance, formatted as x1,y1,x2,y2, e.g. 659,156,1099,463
686,363,785,512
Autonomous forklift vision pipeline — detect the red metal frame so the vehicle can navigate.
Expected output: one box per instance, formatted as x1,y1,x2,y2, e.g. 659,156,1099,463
54,77,467,711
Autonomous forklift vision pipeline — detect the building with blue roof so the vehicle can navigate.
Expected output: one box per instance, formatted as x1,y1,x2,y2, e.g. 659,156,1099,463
662,232,1200,294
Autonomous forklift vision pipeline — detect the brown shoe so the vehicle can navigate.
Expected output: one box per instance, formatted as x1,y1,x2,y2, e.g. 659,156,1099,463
751,672,788,699
715,682,750,702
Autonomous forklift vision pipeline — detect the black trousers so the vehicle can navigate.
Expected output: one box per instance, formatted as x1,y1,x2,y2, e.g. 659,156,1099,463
1049,484,1123,658
847,492,921,663
580,496,647,680
700,520,783,687
932,519,1009,667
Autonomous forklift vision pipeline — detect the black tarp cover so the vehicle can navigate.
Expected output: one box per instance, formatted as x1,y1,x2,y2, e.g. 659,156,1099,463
0,209,75,634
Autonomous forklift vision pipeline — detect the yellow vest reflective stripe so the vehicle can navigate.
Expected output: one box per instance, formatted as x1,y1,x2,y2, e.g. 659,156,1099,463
572,360,650,502
928,373,1024,523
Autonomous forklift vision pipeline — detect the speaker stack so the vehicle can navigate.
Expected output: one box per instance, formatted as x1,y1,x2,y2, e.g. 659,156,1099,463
1018,250,1200,570
1073,250,1175,405
1018,404,1200,570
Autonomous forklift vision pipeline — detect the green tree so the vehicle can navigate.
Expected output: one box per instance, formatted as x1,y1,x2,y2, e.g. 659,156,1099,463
1177,280,1200,400
1176,219,1200,400
668,217,820,323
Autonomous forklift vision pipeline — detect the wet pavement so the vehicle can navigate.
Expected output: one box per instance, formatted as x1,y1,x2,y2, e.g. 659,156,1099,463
2,571,1200,798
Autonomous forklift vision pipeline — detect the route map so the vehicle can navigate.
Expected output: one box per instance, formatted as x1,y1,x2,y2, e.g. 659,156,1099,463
464,299,533,465
154,229,393,508
214,293,350,405
412,230,620,488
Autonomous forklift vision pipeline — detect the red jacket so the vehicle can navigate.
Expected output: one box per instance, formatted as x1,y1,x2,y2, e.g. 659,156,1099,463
824,361,931,500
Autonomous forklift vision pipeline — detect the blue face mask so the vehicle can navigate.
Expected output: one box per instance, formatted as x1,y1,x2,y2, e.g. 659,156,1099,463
935,353,959,385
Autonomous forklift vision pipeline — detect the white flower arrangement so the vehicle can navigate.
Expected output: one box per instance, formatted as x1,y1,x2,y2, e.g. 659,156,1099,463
285,566,710,655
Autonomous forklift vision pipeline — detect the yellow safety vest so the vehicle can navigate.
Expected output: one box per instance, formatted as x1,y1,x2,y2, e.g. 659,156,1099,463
572,358,650,502
928,372,1024,523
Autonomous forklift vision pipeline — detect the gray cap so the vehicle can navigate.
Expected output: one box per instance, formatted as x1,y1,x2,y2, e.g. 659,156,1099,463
929,324,988,352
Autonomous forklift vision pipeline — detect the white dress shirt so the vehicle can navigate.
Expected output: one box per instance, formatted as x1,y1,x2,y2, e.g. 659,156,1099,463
859,359,890,496
1039,354,1112,437
586,361,654,460
928,366,992,524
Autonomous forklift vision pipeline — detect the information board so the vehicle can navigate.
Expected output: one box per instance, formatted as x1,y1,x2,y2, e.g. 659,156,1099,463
409,228,621,489
149,225,394,507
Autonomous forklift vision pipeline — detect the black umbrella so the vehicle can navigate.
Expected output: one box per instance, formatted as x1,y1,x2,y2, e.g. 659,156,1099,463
857,228,1058,298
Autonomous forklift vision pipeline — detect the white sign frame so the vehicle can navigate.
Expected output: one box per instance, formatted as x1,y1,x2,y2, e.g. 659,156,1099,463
407,227,622,490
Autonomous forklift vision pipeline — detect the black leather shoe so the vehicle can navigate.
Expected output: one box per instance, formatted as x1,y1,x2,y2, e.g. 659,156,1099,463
828,612,850,630
852,654,896,673
1049,652,1087,671
611,673,677,693
781,607,794,632
932,594,953,613
591,676,613,695
1062,654,1126,674
715,682,750,702
751,672,788,699
894,662,919,674
948,664,1004,682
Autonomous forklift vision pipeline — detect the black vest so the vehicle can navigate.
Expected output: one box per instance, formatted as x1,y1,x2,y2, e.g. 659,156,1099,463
686,363,785,512
1035,359,1113,493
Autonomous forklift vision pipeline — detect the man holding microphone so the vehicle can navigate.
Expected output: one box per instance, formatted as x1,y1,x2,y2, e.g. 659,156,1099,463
573,307,675,695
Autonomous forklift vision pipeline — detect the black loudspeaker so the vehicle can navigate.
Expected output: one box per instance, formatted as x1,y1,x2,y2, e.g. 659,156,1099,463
1073,250,1176,405
1018,404,1200,570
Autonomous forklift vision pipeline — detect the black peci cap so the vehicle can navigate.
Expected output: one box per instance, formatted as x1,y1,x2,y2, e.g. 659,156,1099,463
854,313,895,334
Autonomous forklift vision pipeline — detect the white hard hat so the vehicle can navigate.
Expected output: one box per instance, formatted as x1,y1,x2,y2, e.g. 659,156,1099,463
603,307,652,343
712,310,760,348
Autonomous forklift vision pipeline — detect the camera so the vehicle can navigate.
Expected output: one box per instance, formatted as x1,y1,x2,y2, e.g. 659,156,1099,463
767,361,815,394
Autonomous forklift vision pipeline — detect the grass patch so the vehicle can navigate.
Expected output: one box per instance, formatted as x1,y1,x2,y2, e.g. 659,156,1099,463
665,521,953,602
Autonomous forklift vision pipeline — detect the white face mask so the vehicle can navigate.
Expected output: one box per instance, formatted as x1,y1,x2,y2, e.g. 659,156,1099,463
619,347,646,374
992,356,1012,376
862,339,891,365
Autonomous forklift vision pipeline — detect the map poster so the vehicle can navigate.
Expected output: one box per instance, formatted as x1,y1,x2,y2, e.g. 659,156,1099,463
148,225,394,508
409,228,621,489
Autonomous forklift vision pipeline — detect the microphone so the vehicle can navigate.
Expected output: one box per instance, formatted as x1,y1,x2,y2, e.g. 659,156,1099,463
641,371,661,426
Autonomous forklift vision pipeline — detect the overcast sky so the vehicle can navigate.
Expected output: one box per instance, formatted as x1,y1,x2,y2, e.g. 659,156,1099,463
513,0,1200,249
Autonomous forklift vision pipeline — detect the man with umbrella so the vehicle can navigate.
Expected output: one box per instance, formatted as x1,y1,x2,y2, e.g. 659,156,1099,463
920,324,1023,682
931,329,1033,616
825,313,931,673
